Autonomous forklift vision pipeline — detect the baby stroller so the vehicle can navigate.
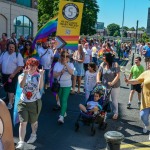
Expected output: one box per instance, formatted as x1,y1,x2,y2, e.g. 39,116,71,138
75,84,112,136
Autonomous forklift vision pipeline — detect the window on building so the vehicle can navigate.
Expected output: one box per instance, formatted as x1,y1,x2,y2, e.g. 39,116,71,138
14,16,33,38
16,0,31,7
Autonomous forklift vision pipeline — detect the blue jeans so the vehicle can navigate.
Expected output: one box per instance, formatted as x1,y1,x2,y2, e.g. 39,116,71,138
140,108,150,126
92,57,97,65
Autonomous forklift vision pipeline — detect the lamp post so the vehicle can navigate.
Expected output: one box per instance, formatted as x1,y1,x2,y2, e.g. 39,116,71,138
119,0,125,60
121,0,125,42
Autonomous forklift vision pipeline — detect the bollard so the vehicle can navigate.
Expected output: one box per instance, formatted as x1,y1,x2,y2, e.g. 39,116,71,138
104,131,124,150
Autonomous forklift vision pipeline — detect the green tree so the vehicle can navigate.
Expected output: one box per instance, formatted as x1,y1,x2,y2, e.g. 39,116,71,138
141,32,150,43
38,0,99,35
138,27,146,31
129,27,135,31
113,30,120,37
107,23,120,36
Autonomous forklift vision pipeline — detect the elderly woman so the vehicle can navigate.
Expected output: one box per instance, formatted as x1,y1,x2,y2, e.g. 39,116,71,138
72,44,85,94
97,52,120,120
16,58,44,149
53,51,74,124
0,42,24,109
125,63,150,135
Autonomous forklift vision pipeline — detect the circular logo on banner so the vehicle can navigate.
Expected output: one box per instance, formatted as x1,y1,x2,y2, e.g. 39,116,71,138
62,3,79,21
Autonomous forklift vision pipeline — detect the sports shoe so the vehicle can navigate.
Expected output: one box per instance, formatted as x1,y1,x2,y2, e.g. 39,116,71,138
127,103,131,109
59,113,67,118
27,133,37,144
16,141,25,150
7,103,13,110
58,115,64,124
143,126,148,133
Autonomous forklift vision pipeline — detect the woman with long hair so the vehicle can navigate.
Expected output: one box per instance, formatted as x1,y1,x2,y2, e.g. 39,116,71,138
21,41,34,61
97,52,120,120
53,51,74,123
72,44,85,94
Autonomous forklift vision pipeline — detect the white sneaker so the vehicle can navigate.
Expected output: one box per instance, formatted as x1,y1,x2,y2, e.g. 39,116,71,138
58,115,64,124
7,103,13,110
16,141,25,150
27,134,37,144
64,112,67,118
143,126,148,133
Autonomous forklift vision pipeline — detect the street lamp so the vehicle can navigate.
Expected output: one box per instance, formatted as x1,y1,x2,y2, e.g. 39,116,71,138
121,0,125,42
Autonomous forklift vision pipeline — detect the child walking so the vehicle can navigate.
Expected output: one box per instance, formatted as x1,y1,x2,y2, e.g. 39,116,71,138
84,62,97,101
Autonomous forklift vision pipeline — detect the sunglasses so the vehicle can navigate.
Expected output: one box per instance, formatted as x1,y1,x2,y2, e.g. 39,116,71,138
61,55,69,58
26,44,31,46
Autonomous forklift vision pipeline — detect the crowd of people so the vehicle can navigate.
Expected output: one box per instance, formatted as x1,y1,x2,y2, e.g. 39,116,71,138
0,32,150,149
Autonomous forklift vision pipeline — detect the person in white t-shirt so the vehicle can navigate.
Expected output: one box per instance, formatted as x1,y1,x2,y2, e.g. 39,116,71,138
16,58,44,149
79,91,102,115
38,41,54,89
0,42,24,109
84,62,97,101
53,51,74,124
83,43,92,71
91,45,98,65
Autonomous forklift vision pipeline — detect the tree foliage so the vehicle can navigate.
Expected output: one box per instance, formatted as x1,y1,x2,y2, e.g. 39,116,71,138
37,0,99,35
107,23,120,36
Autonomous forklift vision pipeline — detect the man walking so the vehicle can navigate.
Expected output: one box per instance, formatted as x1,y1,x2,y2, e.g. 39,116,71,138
127,57,144,109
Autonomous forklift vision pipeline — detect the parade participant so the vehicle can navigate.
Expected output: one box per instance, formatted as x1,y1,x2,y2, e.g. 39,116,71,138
127,57,144,109
125,63,150,137
0,33,8,53
22,41,34,62
0,99,14,150
142,42,150,70
38,41,54,89
97,52,120,120
16,58,44,149
72,44,85,94
83,43,92,72
53,51,74,124
84,62,97,101
0,42,24,109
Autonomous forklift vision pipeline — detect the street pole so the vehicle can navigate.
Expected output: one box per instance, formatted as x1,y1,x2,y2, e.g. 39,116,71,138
119,0,125,59
135,20,139,53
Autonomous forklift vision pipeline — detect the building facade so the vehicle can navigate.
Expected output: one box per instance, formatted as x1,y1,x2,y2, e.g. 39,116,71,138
0,0,38,38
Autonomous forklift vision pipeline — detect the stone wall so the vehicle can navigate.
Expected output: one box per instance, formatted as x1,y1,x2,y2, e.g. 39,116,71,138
0,0,38,37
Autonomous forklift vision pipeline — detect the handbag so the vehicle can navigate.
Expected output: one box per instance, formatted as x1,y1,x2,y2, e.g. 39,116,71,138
51,74,63,93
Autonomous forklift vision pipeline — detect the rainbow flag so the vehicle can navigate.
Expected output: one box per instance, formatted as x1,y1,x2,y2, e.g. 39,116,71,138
59,36,79,51
32,16,58,49
23,49,40,60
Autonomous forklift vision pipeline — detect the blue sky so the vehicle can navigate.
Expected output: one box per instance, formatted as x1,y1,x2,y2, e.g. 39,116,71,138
97,0,150,28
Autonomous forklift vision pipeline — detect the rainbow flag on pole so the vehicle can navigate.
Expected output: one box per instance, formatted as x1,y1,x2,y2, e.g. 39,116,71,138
32,16,58,49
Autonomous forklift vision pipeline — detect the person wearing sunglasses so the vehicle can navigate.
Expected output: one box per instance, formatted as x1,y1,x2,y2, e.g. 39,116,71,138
21,41,34,62
53,51,74,124
16,58,44,149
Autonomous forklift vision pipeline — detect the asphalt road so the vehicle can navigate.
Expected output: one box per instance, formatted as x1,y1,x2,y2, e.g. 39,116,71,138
2,51,150,150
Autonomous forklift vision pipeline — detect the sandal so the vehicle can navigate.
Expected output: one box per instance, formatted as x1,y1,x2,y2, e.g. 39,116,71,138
70,91,75,94
76,90,80,94
112,114,118,120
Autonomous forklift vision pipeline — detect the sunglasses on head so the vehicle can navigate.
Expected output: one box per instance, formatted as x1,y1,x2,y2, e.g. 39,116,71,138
61,55,69,58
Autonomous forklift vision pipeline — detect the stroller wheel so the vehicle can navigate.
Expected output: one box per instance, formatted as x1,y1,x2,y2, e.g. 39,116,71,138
91,126,96,136
99,122,108,130
75,122,79,132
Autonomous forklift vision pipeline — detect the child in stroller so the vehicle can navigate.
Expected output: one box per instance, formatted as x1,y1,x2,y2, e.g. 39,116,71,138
79,91,102,117
75,84,111,136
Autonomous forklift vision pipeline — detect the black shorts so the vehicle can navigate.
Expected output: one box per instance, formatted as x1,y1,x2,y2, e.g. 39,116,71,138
131,84,142,93
2,73,18,94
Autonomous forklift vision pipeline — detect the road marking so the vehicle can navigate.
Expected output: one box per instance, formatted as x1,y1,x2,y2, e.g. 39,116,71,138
121,141,150,149
134,148,150,150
